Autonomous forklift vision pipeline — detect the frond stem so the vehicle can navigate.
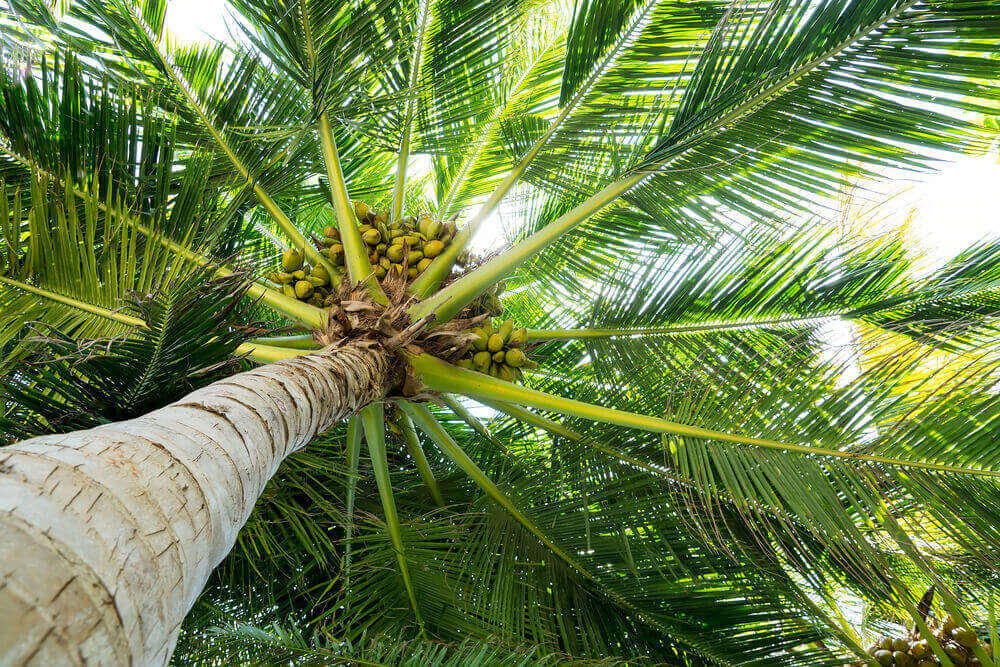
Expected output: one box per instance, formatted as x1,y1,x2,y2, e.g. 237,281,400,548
396,405,445,506
360,403,424,631
317,113,386,303
408,352,1000,479
121,4,338,278
391,0,434,222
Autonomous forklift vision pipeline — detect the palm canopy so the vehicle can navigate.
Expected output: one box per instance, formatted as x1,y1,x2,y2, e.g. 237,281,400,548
2,0,1000,663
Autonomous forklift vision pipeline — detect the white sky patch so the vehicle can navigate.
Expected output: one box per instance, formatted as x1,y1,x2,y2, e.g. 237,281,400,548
165,0,231,44
905,148,1000,263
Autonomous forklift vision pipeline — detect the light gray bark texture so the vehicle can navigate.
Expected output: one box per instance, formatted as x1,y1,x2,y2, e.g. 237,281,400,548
0,341,391,666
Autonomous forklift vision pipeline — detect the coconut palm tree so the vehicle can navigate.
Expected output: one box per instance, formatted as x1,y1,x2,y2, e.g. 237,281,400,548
2,0,1000,663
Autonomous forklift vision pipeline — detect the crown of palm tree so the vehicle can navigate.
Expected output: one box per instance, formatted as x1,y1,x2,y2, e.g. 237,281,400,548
3,0,1000,663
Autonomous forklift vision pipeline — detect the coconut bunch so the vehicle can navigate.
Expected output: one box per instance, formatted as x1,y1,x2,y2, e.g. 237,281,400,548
861,616,992,666
321,201,457,282
268,247,335,308
455,318,536,383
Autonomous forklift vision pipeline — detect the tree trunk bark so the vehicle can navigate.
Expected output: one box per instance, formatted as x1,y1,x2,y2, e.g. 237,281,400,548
0,340,392,666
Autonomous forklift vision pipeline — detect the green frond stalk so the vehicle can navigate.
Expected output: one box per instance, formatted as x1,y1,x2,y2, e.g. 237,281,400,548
1,114,327,330
236,341,317,364
0,275,146,329
318,113,387,304
409,353,1000,479
525,317,831,341
360,403,424,630
343,416,363,595
391,0,433,222
244,334,319,349
408,119,564,297
400,401,589,571
0,275,283,363
486,399,688,485
396,405,445,506
440,394,508,453
120,3,337,279
132,213,327,329
411,2,652,298
399,400,683,639
410,173,644,322
132,218,327,329
411,1,925,320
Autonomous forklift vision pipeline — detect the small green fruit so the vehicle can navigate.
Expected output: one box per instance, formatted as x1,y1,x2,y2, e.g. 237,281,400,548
456,358,474,369
282,248,303,272
873,650,893,666
323,225,338,238
417,258,432,272
292,270,307,280
407,267,419,279
953,628,977,648
387,245,405,262
276,272,295,284
362,229,381,245
311,265,330,284
294,280,314,299
375,266,387,279
354,201,370,221
893,651,915,667
487,333,504,352
893,638,909,652
498,364,516,382
473,351,492,369
408,250,424,263
508,328,527,347
471,328,488,351
505,348,525,367
423,239,444,258
282,284,296,298
492,350,505,363
498,319,514,343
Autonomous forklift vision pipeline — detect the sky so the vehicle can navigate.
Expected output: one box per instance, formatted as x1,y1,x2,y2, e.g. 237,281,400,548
164,0,1000,263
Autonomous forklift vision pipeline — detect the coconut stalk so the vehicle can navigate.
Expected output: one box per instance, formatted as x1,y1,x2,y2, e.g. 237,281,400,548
318,113,387,304
396,406,445,506
408,352,1000,478
360,403,424,630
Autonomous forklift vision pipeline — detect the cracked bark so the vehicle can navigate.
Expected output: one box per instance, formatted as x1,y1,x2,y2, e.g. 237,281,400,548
0,341,392,666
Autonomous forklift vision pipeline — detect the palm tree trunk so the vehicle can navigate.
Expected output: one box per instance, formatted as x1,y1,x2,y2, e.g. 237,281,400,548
0,340,392,666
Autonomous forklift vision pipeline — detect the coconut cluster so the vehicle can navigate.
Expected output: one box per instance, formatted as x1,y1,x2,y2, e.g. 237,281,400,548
862,616,991,666
268,246,335,307
455,318,536,383
267,201,459,307
331,201,457,282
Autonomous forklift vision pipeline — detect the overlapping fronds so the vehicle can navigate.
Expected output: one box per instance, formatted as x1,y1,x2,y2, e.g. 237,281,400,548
3,0,1000,664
